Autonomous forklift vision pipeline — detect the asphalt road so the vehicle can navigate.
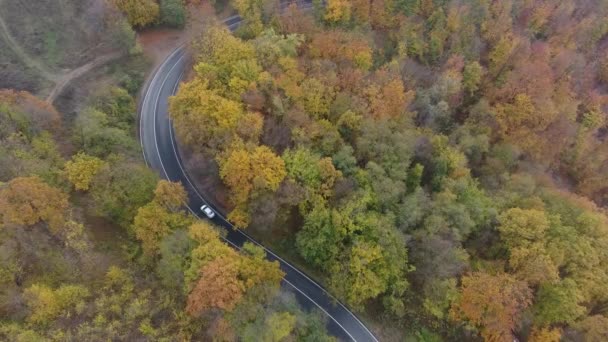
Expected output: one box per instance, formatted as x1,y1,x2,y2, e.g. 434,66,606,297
138,7,379,342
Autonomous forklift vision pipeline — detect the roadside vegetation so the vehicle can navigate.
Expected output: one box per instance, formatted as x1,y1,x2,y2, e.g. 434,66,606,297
169,0,608,341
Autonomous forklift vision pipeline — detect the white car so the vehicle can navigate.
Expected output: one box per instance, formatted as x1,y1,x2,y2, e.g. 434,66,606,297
200,205,215,219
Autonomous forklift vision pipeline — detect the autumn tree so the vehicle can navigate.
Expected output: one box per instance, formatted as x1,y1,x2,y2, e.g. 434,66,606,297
528,327,561,342
132,181,191,256
170,79,246,153
186,221,284,316
191,25,262,98
23,284,89,325
575,315,608,341
450,272,532,341
153,180,187,211
329,241,393,309
186,256,245,315
264,312,297,342
324,0,352,24
0,177,69,233
488,35,516,79
219,145,286,228
498,208,559,285
133,202,192,256
64,153,106,191
232,0,269,38
365,78,414,119
498,208,549,247
112,0,159,28
493,93,556,157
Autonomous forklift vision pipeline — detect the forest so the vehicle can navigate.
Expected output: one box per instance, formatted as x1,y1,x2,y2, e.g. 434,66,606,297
1,0,608,341
168,0,608,341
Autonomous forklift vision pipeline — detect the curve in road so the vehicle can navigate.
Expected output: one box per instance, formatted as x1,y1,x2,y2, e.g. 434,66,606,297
138,8,378,342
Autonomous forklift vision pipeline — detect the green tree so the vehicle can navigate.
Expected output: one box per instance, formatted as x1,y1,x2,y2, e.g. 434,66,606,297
534,279,586,325
95,87,136,129
90,162,157,228
160,0,186,28
296,203,342,268
73,108,138,157
462,61,483,95
156,229,195,292
283,148,342,200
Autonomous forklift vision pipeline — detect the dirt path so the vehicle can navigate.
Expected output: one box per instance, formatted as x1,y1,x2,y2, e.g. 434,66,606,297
46,51,122,103
0,0,58,82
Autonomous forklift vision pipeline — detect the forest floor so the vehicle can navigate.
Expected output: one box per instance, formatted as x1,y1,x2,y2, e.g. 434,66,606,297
0,3,57,82
0,0,122,103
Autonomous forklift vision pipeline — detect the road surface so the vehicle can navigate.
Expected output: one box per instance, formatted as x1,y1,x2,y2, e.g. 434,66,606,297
138,6,379,342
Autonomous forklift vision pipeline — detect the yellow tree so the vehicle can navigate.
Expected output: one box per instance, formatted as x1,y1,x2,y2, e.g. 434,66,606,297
23,284,90,325
488,35,516,78
170,79,244,152
329,241,391,310
265,312,297,342
0,177,69,233
64,153,106,191
186,222,238,285
153,180,187,211
232,0,266,37
132,202,191,256
575,315,608,341
497,208,549,248
133,181,191,256
112,0,159,28
325,0,352,24
192,25,260,98
528,327,561,342
450,272,532,342
498,208,558,285
219,145,286,228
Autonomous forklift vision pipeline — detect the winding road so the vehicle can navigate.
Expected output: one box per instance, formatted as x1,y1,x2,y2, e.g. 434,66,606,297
138,5,378,342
